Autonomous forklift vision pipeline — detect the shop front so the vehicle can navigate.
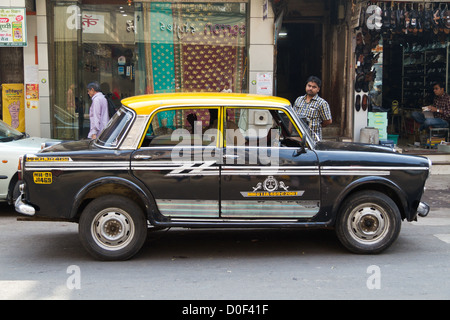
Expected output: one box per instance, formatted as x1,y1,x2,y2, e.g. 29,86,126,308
41,0,450,146
49,0,249,140
351,0,450,147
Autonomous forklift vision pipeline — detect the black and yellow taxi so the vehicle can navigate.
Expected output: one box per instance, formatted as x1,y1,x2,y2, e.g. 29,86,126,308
16,93,431,260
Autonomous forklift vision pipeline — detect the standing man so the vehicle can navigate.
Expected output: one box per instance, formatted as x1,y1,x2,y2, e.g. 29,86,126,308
411,82,449,131
87,81,109,139
293,76,332,141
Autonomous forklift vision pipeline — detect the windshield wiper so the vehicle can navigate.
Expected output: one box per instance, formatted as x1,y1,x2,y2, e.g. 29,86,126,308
0,136,15,142
13,133,27,141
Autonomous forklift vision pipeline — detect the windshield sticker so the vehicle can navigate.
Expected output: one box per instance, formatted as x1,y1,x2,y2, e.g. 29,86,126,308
240,176,305,198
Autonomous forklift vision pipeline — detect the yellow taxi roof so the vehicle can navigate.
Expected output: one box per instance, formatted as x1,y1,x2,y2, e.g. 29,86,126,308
121,92,291,115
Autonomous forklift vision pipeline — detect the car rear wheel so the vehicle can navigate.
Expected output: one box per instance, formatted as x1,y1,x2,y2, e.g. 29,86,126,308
79,195,147,261
335,191,401,254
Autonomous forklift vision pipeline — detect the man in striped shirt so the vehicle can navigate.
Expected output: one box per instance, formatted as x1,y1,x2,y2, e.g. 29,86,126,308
293,76,332,141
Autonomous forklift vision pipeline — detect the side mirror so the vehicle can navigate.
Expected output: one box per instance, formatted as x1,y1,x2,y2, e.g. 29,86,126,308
292,137,306,157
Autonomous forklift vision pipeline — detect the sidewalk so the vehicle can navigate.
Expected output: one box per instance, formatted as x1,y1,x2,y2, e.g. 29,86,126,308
423,174,450,209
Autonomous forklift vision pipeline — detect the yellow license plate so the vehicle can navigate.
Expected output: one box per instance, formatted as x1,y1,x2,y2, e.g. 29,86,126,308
33,172,52,184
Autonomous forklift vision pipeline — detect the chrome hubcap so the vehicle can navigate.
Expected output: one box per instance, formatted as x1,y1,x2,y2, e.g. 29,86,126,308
348,204,388,243
92,209,135,251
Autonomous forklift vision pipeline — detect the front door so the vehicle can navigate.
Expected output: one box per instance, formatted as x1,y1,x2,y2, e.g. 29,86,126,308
220,107,320,220
131,106,221,219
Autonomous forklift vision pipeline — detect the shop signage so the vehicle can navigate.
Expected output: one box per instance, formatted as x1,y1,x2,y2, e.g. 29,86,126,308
66,5,105,34
0,8,27,47
159,21,196,39
2,84,25,131
82,14,104,34
159,20,246,40
204,23,246,37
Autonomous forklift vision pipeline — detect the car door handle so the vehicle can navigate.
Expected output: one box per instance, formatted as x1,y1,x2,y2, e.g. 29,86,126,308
134,155,152,160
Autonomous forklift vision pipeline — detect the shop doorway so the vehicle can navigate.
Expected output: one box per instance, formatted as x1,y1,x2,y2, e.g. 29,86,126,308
0,47,24,121
80,42,136,138
275,23,323,104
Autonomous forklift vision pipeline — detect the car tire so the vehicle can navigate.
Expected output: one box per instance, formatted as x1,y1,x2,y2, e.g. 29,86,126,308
335,190,401,254
79,195,147,261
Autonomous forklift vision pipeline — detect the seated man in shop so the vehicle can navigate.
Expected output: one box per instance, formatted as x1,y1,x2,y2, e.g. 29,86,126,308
411,82,450,131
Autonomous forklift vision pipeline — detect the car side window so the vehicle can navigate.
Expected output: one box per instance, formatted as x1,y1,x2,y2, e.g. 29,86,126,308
224,108,302,148
140,107,219,147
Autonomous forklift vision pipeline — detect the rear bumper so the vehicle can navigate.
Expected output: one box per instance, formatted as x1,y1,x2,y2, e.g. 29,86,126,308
14,184,35,216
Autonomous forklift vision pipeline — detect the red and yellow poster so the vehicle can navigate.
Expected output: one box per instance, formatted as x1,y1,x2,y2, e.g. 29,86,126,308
2,83,25,132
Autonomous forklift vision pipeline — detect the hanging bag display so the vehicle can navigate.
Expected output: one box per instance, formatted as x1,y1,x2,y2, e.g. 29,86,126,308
441,4,450,33
397,3,405,33
410,3,418,34
432,4,441,34
423,3,433,32
403,3,411,34
382,2,391,30
390,2,396,30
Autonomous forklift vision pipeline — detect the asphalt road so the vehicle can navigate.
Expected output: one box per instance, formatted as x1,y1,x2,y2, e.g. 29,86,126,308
0,175,449,300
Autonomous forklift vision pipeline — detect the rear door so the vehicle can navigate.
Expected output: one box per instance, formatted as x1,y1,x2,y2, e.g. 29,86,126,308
131,106,222,219
220,107,320,220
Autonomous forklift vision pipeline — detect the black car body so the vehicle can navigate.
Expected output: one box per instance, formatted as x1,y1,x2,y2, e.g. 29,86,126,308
16,93,431,260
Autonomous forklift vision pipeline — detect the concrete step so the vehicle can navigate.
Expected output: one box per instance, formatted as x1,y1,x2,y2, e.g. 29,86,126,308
423,154,450,175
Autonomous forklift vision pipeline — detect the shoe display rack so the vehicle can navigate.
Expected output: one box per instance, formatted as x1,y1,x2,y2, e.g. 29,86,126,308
402,42,449,109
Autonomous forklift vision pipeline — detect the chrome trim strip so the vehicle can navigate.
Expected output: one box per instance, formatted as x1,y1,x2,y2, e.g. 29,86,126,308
25,161,130,171
156,199,219,217
222,170,319,176
170,218,299,223
222,166,319,170
320,166,429,171
321,170,390,176
25,167,130,171
26,161,129,167
221,200,319,218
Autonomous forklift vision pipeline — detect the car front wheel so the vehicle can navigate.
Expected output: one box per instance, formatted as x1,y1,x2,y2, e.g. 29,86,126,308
79,195,147,261
335,191,401,254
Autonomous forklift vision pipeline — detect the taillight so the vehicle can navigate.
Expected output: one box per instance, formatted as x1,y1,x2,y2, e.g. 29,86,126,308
18,156,23,180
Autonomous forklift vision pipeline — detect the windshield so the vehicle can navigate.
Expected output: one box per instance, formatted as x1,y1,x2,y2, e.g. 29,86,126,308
0,120,24,142
96,107,135,148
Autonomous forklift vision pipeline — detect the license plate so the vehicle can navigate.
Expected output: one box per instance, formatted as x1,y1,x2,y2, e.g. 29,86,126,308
33,172,52,184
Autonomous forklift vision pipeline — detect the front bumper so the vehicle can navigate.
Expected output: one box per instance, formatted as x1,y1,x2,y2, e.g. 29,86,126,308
15,184,35,216
417,201,430,217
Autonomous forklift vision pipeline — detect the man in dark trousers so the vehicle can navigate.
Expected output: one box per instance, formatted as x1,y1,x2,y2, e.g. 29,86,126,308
412,81,450,131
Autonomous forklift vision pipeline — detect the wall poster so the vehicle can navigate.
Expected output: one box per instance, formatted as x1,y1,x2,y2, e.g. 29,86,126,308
0,8,27,47
2,83,25,131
